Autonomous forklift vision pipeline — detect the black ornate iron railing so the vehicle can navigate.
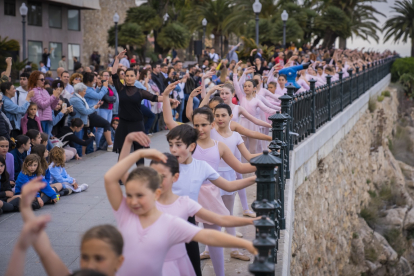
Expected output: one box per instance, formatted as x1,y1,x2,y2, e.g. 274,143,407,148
248,56,396,275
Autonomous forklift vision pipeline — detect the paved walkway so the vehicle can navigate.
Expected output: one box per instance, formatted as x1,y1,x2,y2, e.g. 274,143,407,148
0,129,257,275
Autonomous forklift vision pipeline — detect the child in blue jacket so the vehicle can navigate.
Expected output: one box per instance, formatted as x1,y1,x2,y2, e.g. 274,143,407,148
14,154,58,209
48,147,88,193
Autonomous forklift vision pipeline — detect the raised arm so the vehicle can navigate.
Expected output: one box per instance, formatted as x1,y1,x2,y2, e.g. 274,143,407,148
210,175,256,192
201,69,215,99
104,149,167,211
230,121,272,141
162,81,181,130
186,87,202,122
111,49,126,75
218,142,256,174
19,179,69,276
256,98,277,114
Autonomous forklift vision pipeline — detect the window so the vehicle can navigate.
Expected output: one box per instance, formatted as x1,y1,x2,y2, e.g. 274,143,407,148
68,44,80,70
68,9,80,31
28,41,42,67
49,43,62,70
48,5,61,28
28,1,42,26
4,0,16,16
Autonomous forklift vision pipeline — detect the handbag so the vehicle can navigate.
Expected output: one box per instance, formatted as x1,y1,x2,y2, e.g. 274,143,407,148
51,132,73,148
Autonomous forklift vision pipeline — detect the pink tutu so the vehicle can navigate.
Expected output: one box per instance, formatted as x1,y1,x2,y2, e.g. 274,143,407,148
196,183,229,224
163,254,196,276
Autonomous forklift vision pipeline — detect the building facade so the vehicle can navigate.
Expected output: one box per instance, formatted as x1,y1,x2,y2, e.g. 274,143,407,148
0,0,99,71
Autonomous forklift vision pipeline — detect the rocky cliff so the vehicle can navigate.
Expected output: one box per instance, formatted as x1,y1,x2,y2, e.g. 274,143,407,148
290,87,414,276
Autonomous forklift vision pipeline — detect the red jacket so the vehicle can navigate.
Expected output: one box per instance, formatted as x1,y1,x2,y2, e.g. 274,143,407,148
21,113,43,134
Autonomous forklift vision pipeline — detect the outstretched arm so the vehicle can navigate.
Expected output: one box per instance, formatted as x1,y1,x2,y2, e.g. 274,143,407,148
193,229,257,255
112,49,126,75
237,142,262,162
162,81,181,130
195,207,256,228
104,149,167,211
230,121,272,141
238,106,271,128
211,175,256,192
219,142,256,174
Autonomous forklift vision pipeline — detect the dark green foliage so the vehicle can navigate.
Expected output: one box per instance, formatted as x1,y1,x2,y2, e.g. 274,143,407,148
157,23,191,50
391,57,414,82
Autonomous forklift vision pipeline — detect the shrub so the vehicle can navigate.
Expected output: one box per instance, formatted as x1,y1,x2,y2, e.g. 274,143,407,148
382,91,391,97
364,246,379,262
391,57,414,82
383,228,406,257
368,97,376,113
377,95,384,102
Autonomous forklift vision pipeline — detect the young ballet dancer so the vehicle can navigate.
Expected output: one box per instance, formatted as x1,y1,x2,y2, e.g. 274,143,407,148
104,147,257,276
48,147,89,193
0,136,15,184
6,178,125,276
232,64,277,154
149,152,258,275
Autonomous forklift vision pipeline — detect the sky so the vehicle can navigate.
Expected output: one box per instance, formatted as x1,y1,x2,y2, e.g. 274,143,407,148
341,0,410,57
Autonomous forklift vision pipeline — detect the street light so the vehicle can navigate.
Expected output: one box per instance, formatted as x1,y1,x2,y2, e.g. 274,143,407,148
113,12,120,55
19,3,28,60
281,10,288,50
163,13,169,24
252,0,262,46
202,18,207,50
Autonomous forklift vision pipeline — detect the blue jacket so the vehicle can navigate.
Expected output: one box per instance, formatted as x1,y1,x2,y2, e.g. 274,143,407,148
84,86,108,107
69,95,97,125
279,65,305,89
10,148,27,180
3,95,30,130
14,172,57,199
48,164,74,185
52,111,64,126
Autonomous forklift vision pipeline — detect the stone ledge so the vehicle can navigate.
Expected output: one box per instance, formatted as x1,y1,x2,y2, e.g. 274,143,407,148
279,73,391,276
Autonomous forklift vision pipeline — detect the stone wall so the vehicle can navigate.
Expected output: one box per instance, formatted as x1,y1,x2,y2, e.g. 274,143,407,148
81,0,136,67
290,88,414,275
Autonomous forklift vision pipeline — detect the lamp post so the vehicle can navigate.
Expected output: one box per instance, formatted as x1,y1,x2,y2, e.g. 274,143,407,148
163,13,169,24
281,10,288,49
252,0,262,46
19,3,28,61
202,18,207,50
113,13,120,56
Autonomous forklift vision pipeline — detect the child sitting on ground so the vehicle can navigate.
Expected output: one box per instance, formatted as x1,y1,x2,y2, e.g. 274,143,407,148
99,117,118,151
48,147,88,193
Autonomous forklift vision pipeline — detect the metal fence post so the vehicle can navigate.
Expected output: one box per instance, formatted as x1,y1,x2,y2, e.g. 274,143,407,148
338,71,343,112
286,84,296,151
348,69,353,103
362,65,366,93
279,93,292,179
250,151,280,264
326,75,332,121
309,79,316,133
355,66,360,98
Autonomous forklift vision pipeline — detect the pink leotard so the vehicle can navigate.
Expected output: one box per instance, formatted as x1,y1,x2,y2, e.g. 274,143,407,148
114,198,201,276
157,197,202,276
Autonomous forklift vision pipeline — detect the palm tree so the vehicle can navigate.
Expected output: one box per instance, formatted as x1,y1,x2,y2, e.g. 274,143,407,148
184,0,235,55
383,0,414,57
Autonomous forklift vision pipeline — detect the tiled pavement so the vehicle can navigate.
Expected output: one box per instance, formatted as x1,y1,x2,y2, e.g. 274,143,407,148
0,129,258,276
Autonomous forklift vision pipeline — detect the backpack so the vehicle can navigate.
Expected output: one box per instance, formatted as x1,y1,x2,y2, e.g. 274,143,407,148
50,132,73,148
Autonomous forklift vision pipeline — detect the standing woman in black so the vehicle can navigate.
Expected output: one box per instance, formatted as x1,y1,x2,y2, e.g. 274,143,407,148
111,50,179,163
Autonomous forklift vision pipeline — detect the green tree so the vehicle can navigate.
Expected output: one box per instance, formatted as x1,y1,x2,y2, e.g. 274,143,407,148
157,22,192,50
383,0,414,57
0,36,19,72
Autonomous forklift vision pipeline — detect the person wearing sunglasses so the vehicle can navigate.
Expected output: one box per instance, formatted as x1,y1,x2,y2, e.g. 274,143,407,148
1,82,34,138
69,73,83,87
28,71,62,149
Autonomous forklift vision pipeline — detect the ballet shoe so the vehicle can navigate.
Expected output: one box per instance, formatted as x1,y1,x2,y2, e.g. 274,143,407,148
230,250,250,261
200,251,210,260
243,210,256,218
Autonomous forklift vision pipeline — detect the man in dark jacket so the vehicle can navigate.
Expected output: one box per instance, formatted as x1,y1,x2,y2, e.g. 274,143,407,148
151,63,166,92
